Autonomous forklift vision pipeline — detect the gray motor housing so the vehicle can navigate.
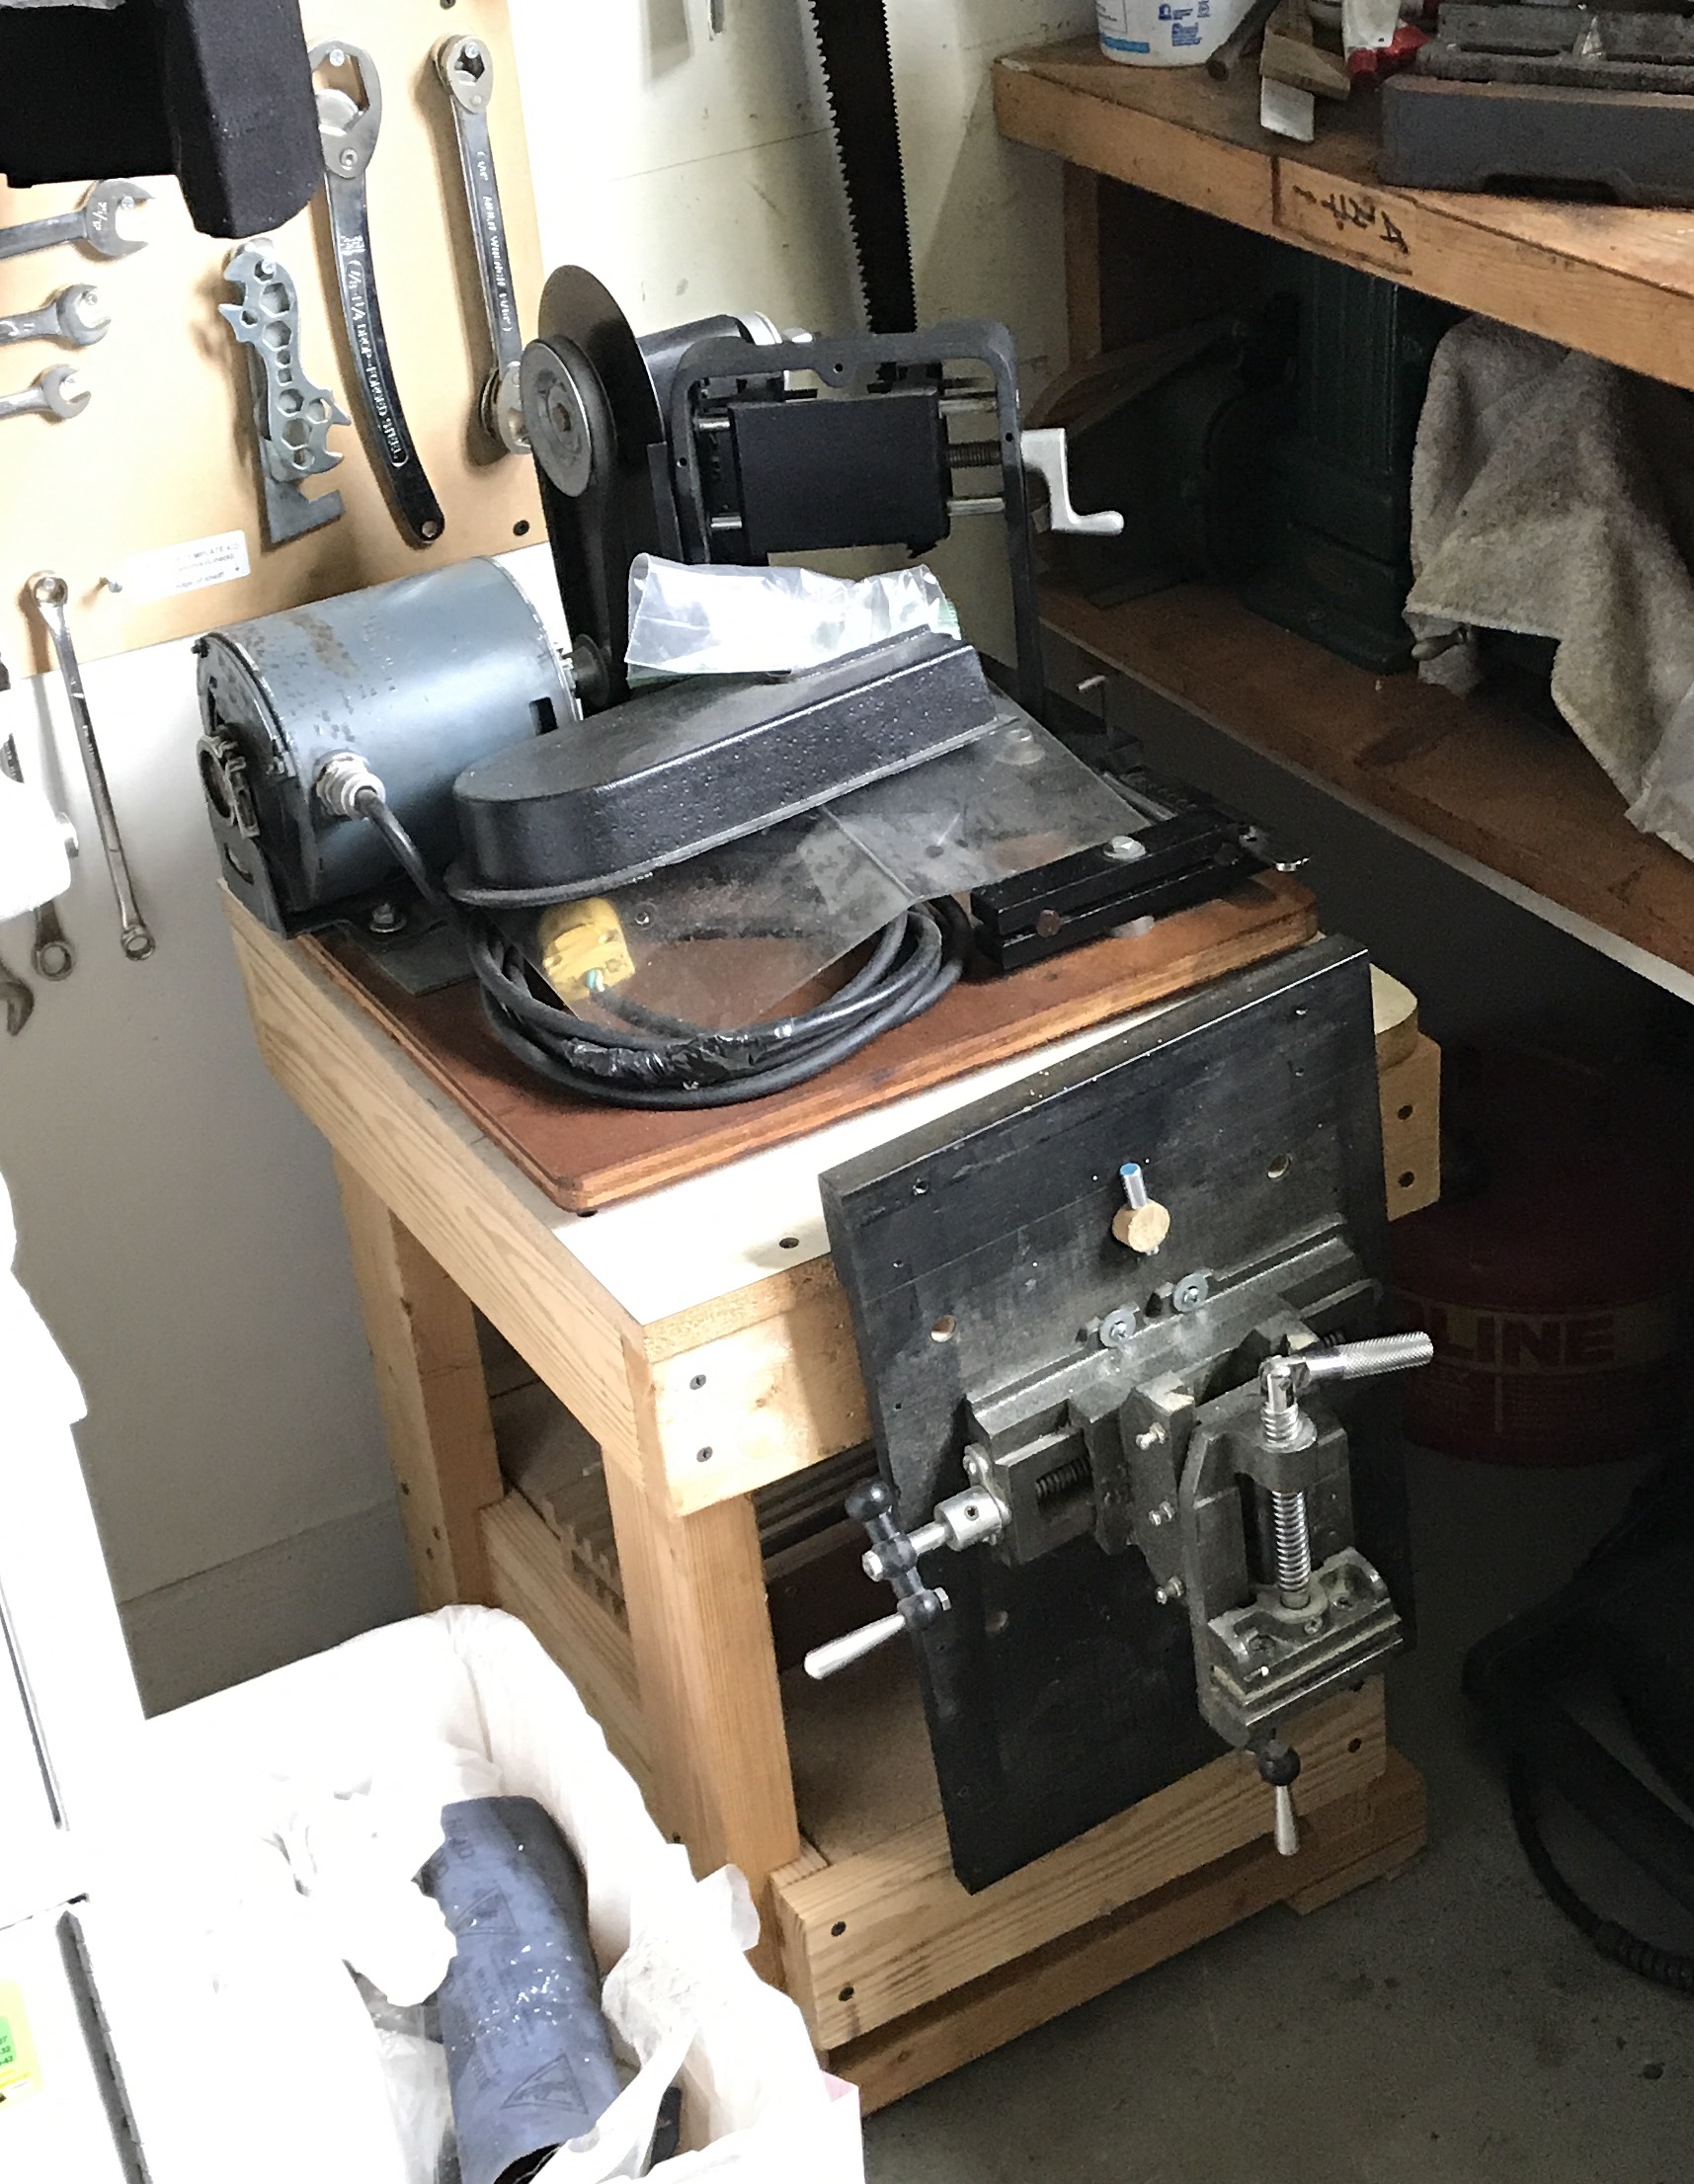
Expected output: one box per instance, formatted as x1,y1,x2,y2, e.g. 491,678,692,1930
197,558,571,931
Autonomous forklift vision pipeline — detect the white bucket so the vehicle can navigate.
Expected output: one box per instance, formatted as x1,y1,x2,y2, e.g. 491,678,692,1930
1096,0,1256,64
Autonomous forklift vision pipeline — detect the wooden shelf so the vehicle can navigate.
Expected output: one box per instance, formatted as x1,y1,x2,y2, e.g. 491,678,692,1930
1042,579,1694,982
996,38,1694,393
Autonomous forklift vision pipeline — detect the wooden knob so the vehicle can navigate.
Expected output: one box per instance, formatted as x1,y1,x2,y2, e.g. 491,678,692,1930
1112,1200,1170,1254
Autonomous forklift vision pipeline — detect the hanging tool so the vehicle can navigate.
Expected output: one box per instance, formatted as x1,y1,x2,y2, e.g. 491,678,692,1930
0,179,151,265
807,0,915,333
0,735,74,981
309,41,444,544
28,574,154,961
0,365,89,424
435,36,528,456
0,285,110,350
220,239,348,545
0,716,36,1030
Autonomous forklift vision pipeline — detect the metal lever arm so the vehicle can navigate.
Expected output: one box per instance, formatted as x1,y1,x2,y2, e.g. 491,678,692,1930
803,1475,1005,1680
1020,426,1123,538
436,37,527,455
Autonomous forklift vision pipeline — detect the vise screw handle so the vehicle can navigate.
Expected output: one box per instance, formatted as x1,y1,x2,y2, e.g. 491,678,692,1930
803,1479,952,1680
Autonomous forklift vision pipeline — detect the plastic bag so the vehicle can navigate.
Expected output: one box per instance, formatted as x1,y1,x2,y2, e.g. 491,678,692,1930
625,555,958,677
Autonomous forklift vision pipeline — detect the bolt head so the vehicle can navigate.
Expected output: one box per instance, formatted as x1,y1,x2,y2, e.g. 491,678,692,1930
1135,1423,1167,1450
1104,834,1147,863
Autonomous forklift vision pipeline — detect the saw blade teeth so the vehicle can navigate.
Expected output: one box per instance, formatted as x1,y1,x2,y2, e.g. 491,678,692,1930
806,0,916,335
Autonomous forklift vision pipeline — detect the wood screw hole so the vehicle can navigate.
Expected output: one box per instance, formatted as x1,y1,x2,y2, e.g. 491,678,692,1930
1348,1738,1363,1753
513,520,530,536
838,1984,854,2002
1398,1103,1413,1121
1398,1172,1415,1189
689,1374,707,1391
831,1920,847,1937
779,1235,799,1250
695,1445,713,1463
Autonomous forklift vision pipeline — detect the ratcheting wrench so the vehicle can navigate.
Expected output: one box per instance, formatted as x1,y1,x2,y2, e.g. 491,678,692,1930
29,574,154,962
0,179,151,264
310,42,444,545
0,734,74,982
0,364,89,423
435,37,527,456
0,284,110,350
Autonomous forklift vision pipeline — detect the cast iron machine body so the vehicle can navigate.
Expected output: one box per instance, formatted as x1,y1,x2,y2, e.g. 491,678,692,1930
815,938,1428,1890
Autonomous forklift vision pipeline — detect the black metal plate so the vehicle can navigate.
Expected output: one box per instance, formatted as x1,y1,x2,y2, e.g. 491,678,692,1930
822,936,1405,1889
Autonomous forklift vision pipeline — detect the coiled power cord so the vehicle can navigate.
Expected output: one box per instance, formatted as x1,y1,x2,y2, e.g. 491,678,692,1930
320,757,971,1109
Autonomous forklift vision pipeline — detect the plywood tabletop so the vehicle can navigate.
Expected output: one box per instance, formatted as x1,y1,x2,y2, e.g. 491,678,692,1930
996,38,1694,392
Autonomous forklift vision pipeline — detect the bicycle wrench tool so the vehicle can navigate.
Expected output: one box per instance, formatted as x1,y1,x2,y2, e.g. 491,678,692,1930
0,734,75,982
435,36,527,456
221,240,349,545
0,365,90,423
310,42,444,545
0,179,151,264
0,285,111,350
29,574,154,961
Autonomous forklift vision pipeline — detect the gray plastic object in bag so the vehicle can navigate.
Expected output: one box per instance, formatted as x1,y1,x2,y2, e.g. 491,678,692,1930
422,1796,624,2184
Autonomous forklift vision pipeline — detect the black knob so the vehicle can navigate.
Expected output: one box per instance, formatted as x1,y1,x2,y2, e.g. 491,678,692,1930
847,1478,894,1525
1253,1739,1302,1789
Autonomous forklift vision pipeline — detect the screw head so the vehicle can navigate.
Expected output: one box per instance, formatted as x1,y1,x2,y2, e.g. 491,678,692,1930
1135,1423,1167,1450
1099,1306,1139,1351
1155,1577,1184,1606
1104,834,1147,863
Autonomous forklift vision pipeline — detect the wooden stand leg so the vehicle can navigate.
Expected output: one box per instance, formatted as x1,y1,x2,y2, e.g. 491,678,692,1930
336,1155,505,1610
601,1340,802,1981
1064,162,1104,366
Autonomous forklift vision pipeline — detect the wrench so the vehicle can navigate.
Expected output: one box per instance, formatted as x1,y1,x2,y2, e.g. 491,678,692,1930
435,37,527,455
0,179,151,264
0,365,90,423
0,735,75,981
0,284,111,350
310,43,445,545
28,574,154,962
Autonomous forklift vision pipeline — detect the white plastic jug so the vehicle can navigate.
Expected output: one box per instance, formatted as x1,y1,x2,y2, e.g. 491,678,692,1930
1096,0,1257,64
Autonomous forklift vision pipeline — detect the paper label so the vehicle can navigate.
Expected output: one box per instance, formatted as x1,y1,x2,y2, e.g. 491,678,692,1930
118,529,251,605
0,1982,42,2105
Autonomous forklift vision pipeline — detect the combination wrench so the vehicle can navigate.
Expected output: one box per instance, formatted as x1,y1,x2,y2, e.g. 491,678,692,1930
0,284,111,349
0,734,74,982
0,365,90,424
29,574,154,961
310,42,444,545
436,36,527,456
0,178,151,264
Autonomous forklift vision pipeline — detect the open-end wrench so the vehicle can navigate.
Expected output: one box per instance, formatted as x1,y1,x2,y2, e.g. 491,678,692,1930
0,179,151,265
0,734,74,981
0,284,111,350
0,365,90,423
28,574,154,962
310,43,444,545
435,37,527,456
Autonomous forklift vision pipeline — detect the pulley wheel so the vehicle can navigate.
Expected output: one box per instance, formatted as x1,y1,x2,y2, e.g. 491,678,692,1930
522,336,611,500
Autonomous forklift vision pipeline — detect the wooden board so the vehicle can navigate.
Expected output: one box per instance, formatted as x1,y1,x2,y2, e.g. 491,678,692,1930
828,1749,1426,2114
771,1676,1385,2050
996,38,1694,396
1044,577,1694,983
307,871,1320,1211
0,0,543,675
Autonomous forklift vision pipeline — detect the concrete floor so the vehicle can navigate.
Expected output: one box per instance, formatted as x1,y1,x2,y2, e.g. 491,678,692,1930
864,1449,1694,2184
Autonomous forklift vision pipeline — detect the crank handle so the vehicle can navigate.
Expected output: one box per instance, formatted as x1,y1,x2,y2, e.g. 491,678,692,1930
1300,1332,1434,1385
1020,427,1123,538
804,1587,950,1681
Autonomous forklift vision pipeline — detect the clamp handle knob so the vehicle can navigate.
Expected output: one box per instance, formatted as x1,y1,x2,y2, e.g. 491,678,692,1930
1252,1739,1303,1857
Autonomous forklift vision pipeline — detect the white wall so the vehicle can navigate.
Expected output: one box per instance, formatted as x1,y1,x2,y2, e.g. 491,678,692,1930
0,0,1092,1711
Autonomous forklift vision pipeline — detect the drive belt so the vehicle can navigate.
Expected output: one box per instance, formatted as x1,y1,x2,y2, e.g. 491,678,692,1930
310,40,445,545
808,0,916,335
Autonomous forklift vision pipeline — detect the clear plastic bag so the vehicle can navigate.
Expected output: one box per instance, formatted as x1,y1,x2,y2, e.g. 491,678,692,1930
624,556,958,678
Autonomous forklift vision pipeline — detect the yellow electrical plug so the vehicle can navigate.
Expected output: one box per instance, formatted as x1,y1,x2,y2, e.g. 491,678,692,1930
536,898,635,1004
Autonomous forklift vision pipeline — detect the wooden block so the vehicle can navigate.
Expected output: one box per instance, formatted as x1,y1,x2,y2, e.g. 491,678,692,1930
0,0,543,675
1381,1031,1440,1220
773,1680,1385,2048
828,1747,1426,2114
335,1158,503,1608
1370,966,1419,1071
1261,0,1352,101
481,1491,652,1799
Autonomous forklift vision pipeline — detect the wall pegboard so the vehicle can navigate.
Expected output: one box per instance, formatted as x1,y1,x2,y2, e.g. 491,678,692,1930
0,0,546,678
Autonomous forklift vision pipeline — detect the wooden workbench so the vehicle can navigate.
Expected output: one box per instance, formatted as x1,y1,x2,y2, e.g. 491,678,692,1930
225,894,1436,2107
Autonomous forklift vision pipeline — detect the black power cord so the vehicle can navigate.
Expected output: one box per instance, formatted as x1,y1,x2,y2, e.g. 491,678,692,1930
356,788,972,1109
